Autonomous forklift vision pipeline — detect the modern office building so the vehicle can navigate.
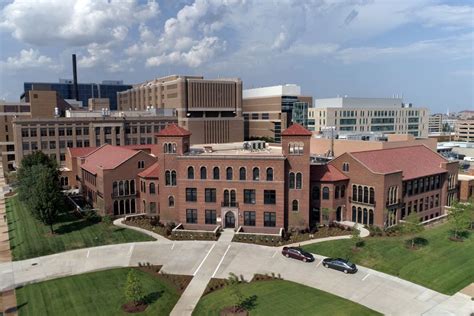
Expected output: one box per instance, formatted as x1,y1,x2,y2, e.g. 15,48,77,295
22,79,132,110
117,75,244,144
429,114,443,133
455,120,474,142
242,85,312,142
309,97,429,137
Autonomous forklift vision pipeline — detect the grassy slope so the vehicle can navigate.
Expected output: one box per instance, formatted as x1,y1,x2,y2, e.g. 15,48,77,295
6,196,154,261
193,280,381,316
16,268,180,316
303,224,474,295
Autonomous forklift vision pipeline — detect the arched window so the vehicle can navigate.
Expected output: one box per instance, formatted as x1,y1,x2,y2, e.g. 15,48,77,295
352,206,357,222
363,208,368,225
357,207,362,224
131,199,136,213
312,186,320,200
168,196,175,207
239,167,246,180
369,188,375,204
224,189,230,205
266,168,273,181
341,185,345,198
125,199,130,214
149,182,156,194
120,200,125,214
289,172,295,189
352,185,357,202
167,143,172,153
119,181,124,196
358,186,363,202
163,143,168,153
125,180,130,196
114,201,119,215
368,209,374,225
165,170,171,186
130,180,135,195
253,167,259,181
335,186,340,199
226,167,233,180
296,173,302,189
213,167,220,180
187,166,194,179
172,143,177,153
363,187,369,203
322,187,330,200
292,200,299,212
171,170,177,186
142,200,146,213
230,190,236,205
200,166,207,179
113,181,118,196
343,162,349,172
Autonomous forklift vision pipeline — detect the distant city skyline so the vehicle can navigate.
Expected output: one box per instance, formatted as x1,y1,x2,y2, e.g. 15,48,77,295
0,0,473,113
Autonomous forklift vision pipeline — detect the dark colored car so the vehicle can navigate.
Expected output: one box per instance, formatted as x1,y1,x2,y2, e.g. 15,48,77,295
322,258,358,274
282,247,315,262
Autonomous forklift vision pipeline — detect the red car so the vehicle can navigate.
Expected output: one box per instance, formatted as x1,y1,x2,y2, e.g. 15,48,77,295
281,247,315,262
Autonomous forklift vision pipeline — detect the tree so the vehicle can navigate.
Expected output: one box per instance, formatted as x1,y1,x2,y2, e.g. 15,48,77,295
351,224,363,248
448,200,471,240
125,270,145,307
401,212,424,248
227,272,244,311
17,152,63,234
321,208,333,226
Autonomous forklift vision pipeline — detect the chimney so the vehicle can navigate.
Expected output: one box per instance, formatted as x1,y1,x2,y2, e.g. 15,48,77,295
72,54,79,101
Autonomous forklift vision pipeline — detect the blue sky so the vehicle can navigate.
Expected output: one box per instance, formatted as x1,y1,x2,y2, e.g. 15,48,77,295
0,0,473,113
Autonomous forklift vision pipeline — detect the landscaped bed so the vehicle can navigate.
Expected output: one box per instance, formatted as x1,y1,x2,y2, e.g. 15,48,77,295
194,277,381,316
302,223,474,295
15,267,182,315
232,224,352,247
6,196,155,261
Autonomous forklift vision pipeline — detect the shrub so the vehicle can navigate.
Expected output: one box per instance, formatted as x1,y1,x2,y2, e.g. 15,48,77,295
84,210,102,223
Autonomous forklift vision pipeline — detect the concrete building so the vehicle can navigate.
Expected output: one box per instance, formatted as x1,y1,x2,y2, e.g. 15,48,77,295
242,85,312,142
22,79,131,110
311,146,458,226
117,75,244,144
455,120,474,142
310,133,437,158
429,114,443,133
309,97,429,137
458,173,474,202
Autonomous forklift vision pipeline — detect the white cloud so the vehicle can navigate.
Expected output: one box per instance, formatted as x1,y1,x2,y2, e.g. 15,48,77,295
0,49,58,71
415,5,474,29
0,0,159,46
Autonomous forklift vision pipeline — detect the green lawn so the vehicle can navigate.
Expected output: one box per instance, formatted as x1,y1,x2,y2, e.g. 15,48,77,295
193,280,380,316
16,268,180,316
302,223,474,295
6,196,155,261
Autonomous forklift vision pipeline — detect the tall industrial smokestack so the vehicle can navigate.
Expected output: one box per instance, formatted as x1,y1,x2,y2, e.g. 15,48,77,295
72,54,79,101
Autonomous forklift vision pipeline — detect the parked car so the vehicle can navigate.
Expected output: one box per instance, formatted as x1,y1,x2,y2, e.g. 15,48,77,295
322,258,358,274
281,247,315,262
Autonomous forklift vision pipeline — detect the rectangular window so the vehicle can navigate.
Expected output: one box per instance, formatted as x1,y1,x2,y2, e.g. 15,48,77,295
244,211,256,226
21,129,29,138
264,212,276,227
243,189,256,204
186,188,197,202
251,113,259,120
48,128,55,136
30,129,37,137
264,190,276,204
66,128,73,136
76,127,82,135
40,128,47,137
262,113,269,120
49,141,56,149
205,188,216,203
58,128,65,136
205,210,216,224
186,209,198,224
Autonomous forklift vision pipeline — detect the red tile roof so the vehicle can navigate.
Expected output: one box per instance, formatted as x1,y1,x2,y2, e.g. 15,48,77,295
138,162,159,178
281,123,312,136
68,147,97,158
311,164,349,182
81,144,140,175
350,145,447,180
156,123,191,137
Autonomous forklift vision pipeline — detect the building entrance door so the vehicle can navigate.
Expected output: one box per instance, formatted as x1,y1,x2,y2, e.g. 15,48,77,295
225,211,235,228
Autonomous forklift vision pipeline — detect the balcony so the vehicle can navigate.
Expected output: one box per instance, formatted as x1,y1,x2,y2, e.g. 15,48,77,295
111,192,137,198
386,199,402,208
349,197,376,207
221,201,239,208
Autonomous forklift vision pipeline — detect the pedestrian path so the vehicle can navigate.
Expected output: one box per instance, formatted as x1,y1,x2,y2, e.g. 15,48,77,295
170,229,235,316
0,159,17,316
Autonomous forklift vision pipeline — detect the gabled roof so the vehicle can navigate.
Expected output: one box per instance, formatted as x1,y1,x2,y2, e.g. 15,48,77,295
281,123,312,136
349,145,448,180
68,147,97,158
81,144,140,175
311,164,349,182
156,123,191,137
138,162,159,179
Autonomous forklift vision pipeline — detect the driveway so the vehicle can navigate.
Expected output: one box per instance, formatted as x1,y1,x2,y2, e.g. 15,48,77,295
0,238,471,315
